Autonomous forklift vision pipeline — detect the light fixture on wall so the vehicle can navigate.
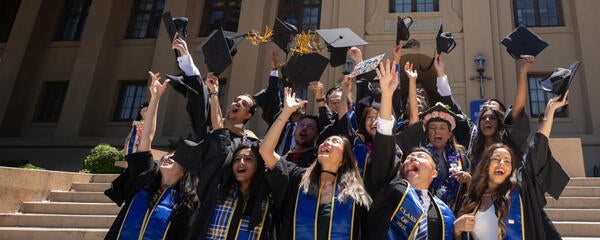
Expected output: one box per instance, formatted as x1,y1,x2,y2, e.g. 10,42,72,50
470,53,492,98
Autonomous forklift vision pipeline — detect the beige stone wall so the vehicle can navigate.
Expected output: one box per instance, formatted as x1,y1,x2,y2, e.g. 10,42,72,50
0,0,598,173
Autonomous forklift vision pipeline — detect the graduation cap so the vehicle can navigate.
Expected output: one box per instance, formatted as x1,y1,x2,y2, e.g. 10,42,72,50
396,16,413,44
197,28,245,76
162,11,188,41
351,53,385,82
315,28,368,67
164,73,199,96
281,53,329,85
539,61,582,101
420,25,456,71
419,102,463,130
272,18,298,54
501,25,549,59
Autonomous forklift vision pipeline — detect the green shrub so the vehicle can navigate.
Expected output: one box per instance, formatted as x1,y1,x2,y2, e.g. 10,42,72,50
82,144,124,174
0,159,44,170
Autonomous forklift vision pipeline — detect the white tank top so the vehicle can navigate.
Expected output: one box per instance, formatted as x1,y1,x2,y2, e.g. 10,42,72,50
471,204,499,240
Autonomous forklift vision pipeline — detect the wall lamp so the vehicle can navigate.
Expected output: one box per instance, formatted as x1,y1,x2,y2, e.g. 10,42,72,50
470,53,492,98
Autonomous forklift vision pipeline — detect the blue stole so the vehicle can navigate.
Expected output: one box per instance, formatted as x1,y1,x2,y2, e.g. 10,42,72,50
117,188,177,240
463,190,524,240
294,180,355,240
386,181,454,240
353,137,369,177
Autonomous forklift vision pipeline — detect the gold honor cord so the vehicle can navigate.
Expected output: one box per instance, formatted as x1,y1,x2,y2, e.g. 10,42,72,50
247,25,274,46
290,31,322,55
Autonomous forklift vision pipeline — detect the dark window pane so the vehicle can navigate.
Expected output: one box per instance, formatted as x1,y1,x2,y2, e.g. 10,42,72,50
0,0,21,42
389,0,438,13
199,0,243,36
54,0,92,41
527,74,568,118
114,81,146,121
513,0,563,27
125,0,164,39
34,82,69,122
278,0,321,32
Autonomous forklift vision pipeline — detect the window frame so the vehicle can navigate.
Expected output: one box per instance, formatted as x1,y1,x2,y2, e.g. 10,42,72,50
125,0,165,39
277,0,322,32
527,73,568,118
198,0,243,37
513,0,564,27
389,0,439,13
54,0,92,41
33,81,69,123
113,80,147,122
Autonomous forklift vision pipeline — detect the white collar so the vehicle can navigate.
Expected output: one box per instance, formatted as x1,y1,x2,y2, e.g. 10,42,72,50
234,123,244,129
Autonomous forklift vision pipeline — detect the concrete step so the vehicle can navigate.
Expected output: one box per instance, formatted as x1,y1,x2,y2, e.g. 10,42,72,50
0,213,115,228
49,191,112,203
554,221,600,237
21,202,120,215
70,182,111,192
555,186,600,197
90,174,118,183
546,197,600,208
546,208,600,221
567,177,600,187
0,227,107,240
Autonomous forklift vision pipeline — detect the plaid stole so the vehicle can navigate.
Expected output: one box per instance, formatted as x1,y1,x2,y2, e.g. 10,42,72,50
206,190,269,240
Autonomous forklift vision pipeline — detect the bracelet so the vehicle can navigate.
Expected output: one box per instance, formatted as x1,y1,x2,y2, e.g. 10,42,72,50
316,98,325,102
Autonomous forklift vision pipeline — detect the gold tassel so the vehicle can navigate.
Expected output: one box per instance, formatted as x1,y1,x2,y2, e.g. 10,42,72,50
246,25,273,45
290,31,321,55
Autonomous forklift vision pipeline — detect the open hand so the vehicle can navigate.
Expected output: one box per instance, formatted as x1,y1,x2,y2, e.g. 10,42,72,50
308,81,324,98
148,71,169,98
376,59,398,95
404,61,418,82
283,87,308,113
348,47,363,63
172,32,190,56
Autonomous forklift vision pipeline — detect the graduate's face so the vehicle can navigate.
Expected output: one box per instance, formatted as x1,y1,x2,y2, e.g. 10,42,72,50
232,148,257,185
427,121,452,150
327,91,342,113
227,95,254,124
364,108,378,139
479,109,499,137
317,136,344,171
294,118,319,148
487,148,513,189
403,151,438,190
159,153,184,180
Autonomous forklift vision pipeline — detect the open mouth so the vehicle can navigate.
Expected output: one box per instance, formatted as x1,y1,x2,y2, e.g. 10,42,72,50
232,106,239,113
162,158,174,166
494,168,505,176
405,164,420,175
433,136,443,142
237,167,247,174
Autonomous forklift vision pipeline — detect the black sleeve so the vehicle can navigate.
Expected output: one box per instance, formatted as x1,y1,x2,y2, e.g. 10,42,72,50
254,76,282,126
525,133,569,199
396,122,425,153
318,106,336,130
365,132,399,197
439,95,464,115
183,75,211,141
264,159,305,210
504,107,531,155
104,151,155,206
318,111,354,146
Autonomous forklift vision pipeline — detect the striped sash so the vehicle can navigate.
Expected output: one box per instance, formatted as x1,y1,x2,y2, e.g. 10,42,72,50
117,188,177,240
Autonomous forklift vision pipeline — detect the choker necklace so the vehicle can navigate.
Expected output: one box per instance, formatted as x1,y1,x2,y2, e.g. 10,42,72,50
320,170,337,176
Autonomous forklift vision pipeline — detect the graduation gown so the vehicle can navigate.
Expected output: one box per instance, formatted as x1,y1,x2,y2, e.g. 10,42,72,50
169,73,212,141
104,151,192,240
264,159,368,240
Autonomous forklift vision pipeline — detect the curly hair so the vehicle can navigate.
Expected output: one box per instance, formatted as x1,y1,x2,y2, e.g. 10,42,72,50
299,136,372,209
457,143,517,238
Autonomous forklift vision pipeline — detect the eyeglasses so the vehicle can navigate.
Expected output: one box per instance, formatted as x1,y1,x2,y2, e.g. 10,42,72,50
297,122,316,130
490,157,511,165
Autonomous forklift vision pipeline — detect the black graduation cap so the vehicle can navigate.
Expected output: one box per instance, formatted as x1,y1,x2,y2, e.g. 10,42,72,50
501,25,549,59
396,16,413,44
539,61,582,101
162,11,188,41
164,73,199,96
272,18,298,54
197,28,245,76
281,53,329,85
419,102,463,130
420,25,456,71
315,28,368,67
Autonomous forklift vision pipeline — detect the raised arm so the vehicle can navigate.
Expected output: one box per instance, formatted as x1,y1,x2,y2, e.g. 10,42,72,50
205,72,224,130
405,61,419,125
538,92,568,138
259,88,308,169
137,71,169,152
338,75,352,120
512,55,534,121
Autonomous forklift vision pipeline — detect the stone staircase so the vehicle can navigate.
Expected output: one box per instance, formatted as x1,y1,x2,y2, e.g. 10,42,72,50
1,175,600,239
0,174,120,240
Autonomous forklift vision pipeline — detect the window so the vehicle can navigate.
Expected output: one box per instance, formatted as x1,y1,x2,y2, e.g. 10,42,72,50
513,0,563,27
125,0,164,39
527,73,567,118
34,81,69,122
0,0,21,42
278,0,321,32
114,81,146,121
199,0,242,37
389,0,438,13
54,0,92,41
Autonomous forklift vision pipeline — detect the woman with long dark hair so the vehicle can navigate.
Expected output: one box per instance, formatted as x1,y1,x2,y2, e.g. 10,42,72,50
104,71,199,240
122,102,148,155
454,94,570,239
259,88,372,240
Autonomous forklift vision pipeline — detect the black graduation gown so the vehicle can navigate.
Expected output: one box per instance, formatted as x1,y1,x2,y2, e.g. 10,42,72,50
517,132,569,240
264,159,368,240
282,148,317,168
169,73,211,141
104,151,192,240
